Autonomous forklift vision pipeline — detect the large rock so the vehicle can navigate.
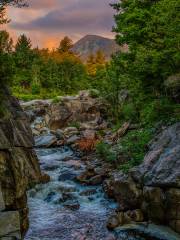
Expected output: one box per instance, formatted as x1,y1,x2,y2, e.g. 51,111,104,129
106,123,180,234
131,123,180,187
35,134,57,148
0,211,21,239
0,89,41,238
45,91,105,130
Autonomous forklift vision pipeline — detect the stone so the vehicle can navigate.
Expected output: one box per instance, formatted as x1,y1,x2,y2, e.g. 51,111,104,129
0,211,21,238
58,171,77,181
88,175,103,185
55,129,64,140
131,123,180,188
0,90,41,237
80,189,97,196
106,123,180,234
45,91,105,130
63,199,80,211
125,209,144,222
107,172,142,210
0,186,5,211
66,135,80,145
35,134,57,147
107,214,119,229
82,129,96,140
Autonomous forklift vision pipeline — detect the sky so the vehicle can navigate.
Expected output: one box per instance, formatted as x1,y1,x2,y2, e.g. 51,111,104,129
0,0,116,49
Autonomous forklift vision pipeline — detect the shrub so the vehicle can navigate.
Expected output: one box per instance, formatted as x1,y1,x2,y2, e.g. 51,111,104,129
121,103,139,122
118,128,153,173
89,89,100,98
77,138,98,152
31,83,41,95
140,98,179,126
68,121,81,129
96,141,117,163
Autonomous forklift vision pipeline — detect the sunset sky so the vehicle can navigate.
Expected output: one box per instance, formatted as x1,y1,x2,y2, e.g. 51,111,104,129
1,0,116,49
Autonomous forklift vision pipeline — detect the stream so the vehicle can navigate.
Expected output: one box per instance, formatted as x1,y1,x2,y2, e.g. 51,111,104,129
24,116,180,240
25,147,118,240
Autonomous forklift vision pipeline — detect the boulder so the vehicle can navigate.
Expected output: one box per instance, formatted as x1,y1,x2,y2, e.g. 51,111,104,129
35,134,57,148
131,123,180,188
0,211,21,239
45,91,105,130
66,135,80,145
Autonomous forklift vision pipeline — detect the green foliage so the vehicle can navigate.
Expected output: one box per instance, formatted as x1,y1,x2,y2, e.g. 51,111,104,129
111,0,180,92
31,83,40,95
68,121,81,129
119,128,153,173
57,36,73,53
89,89,100,98
9,34,90,98
96,141,117,163
52,96,62,104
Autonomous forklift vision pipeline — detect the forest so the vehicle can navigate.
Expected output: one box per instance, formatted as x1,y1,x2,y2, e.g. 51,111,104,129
0,0,180,239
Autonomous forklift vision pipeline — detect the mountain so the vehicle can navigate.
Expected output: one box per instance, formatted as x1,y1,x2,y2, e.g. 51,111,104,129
72,35,126,61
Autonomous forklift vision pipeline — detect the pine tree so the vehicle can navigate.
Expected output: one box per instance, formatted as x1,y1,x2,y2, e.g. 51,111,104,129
57,36,73,54
15,34,32,53
0,30,13,53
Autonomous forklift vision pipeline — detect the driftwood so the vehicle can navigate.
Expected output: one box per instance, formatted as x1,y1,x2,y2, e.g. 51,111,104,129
111,122,130,142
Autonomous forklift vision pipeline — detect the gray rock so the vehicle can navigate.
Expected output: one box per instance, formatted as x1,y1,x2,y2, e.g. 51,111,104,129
35,134,57,147
0,187,5,211
131,123,180,188
66,135,80,145
0,211,21,238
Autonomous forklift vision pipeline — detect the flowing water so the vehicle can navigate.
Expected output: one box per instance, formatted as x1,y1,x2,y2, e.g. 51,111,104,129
24,117,180,240
25,147,118,240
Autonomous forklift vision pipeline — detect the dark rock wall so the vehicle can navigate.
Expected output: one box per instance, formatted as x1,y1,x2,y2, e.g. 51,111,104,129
0,90,41,239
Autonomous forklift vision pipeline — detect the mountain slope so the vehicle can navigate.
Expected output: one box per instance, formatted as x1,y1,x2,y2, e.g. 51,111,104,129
72,35,125,61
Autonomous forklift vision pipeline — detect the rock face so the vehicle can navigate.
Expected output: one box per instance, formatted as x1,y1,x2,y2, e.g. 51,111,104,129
0,91,41,239
45,91,105,130
105,123,180,233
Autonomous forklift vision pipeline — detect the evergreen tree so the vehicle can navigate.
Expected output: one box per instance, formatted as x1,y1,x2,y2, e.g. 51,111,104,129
57,36,73,53
14,34,35,88
0,30,13,53
111,0,180,92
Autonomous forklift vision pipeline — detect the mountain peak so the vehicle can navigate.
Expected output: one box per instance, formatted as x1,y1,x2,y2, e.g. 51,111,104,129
72,35,120,61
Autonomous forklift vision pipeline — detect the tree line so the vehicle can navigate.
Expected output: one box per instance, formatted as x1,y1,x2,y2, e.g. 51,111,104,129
0,31,107,99
0,0,179,126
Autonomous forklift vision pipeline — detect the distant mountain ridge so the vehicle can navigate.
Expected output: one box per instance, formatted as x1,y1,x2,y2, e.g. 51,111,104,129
72,35,126,61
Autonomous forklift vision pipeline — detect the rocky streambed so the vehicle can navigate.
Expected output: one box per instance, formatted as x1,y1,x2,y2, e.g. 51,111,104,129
21,92,180,240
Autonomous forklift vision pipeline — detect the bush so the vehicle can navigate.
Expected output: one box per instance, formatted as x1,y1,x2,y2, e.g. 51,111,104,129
118,128,153,173
140,97,179,126
96,141,117,163
31,83,41,95
68,121,81,129
121,103,139,122
89,89,100,98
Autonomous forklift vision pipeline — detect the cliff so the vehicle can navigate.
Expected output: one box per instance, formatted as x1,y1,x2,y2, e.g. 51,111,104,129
0,89,41,239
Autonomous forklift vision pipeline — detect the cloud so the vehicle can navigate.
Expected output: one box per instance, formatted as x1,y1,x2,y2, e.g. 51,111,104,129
6,0,116,48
